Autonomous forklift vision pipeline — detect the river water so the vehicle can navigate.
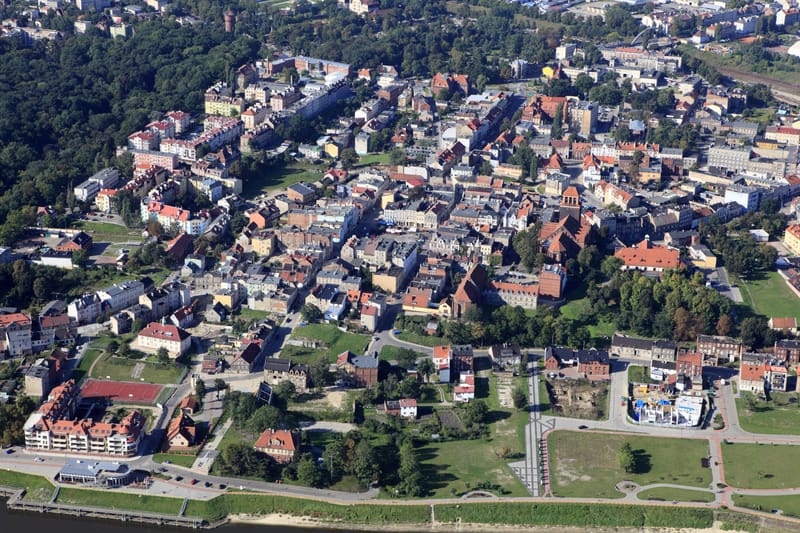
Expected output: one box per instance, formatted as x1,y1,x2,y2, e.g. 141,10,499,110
0,498,346,533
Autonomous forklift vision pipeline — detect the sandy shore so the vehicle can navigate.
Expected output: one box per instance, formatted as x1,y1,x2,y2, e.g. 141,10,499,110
228,515,753,533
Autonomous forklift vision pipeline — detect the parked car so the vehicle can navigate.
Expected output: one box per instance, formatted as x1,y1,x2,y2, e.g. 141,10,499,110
190,478,198,485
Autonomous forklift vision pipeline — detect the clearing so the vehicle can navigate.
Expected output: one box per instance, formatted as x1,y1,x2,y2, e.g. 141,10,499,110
735,392,800,435
281,323,369,364
735,270,800,320
548,430,711,498
722,442,800,489
540,378,609,420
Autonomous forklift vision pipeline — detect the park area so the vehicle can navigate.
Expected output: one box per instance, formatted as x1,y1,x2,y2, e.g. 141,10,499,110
735,392,800,435
722,442,800,489
735,270,800,320
733,494,800,518
281,324,369,364
548,431,711,498
89,352,185,385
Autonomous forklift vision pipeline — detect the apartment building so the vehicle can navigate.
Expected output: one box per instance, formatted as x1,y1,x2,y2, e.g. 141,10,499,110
136,322,191,358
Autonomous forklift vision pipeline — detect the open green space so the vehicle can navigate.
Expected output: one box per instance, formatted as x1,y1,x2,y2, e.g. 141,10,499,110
56,487,184,514
628,365,650,384
548,431,711,498
185,493,432,523
377,344,426,363
722,442,800,489
233,307,272,323
282,323,369,364
354,152,392,167
393,331,443,348
72,220,140,242
242,159,326,196
558,295,617,339
735,392,800,435
90,352,184,385
153,453,197,468
734,270,800,320
733,494,800,518
0,469,55,492
417,383,527,498
72,348,103,383
637,487,715,503
434,502,713,529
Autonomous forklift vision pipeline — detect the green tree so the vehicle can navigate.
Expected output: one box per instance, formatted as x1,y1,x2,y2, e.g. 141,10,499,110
462,399,489,426
416,358,435,382
195,379,207,398
551,103,564,140
395,348,419,369
617,442,635,473
396,443,423,496
512,385,528,410
156,346,170,364
296,455,325,488
301,303,323,323
340,148,359,170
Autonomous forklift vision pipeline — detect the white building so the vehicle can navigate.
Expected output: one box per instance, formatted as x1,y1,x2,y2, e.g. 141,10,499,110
136,322,191,358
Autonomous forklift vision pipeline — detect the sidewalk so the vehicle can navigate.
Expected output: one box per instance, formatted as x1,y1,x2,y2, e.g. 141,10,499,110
191,418,233,474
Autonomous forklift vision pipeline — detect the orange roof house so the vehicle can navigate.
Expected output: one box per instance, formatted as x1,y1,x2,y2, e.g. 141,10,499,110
614,238,680,273
254,428,300,464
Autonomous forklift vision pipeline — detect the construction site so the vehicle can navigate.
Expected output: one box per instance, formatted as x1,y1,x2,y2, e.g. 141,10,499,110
630,383,705,427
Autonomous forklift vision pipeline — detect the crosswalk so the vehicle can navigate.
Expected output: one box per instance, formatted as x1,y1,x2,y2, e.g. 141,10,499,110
510,365,549,496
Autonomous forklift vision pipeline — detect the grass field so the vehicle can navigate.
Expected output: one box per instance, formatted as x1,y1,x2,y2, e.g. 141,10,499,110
722,442,800,489
394,331,444,348
628,365,650,384
282,324,369,364
354,153,392,167
733,494,800,517
153,453,197,468
90,353,185,384
56,487,184,514
558,296,617,339
637,487,715,503
234,307,272,323
548,431,711,498
735,270,800,320
735,392,800,435
378,345,425,363
0,469,54,492
72,348,104,382
73,220,141,243
243,159,326,196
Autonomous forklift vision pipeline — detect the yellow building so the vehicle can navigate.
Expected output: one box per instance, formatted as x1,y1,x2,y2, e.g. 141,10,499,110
784,224,800,256
252,232,276,258
324,141,342,159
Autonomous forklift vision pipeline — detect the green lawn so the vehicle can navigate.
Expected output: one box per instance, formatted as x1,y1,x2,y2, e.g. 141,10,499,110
354,153,392,167
637,487,715,503
90,352,185,385
548,431,711,498
558,296,617,339
72,220,141,243
394,331,444,348
733,494,800,518
416,375,527,498
628,365,650,384
72,348,103,383
153,453,197,468
242,159,326,196
722,442,800,489
56,487,183,514
234,307,272,323
735,270,800,320
282,323,369,364
0,469,54,492
378,345,425,363
735,392,800,435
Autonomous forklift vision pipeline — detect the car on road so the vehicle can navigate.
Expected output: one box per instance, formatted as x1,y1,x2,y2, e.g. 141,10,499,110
164,460,171,464
204,481,212,487
285,317,291,323
175,476,183,481
578,425,588,430
373,336,379,341
219,484,226,489
393,329,401,334
190,478,198,485
34,457,44,462
5,448,14,454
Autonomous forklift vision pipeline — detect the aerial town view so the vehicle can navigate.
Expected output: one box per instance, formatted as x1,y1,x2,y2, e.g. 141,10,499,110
1,0,800,531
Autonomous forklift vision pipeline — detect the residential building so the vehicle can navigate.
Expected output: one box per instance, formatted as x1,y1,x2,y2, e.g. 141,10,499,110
384,398,417,419
614,238,680,273
230,343,261,374
577,349,611,381
696,334,742,364
97,280,145,314
453,372,476,403
610,334,654,360
136,322,191,358
253,429,300,464
784,224,800,256
0,312,32,357
739,354,788,394
336,351,379,387
263,358,309,393
166,413,196,449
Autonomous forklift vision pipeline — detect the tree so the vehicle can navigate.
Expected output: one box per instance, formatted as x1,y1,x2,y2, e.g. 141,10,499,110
214,378,227,392
156,346,170,364
396,443,423,496
716,314,733,337
617,442,635,473
340,148,359,170
395,348,418,369
301,303,323,323
462,399,489,426
297,455,325,488
195,379,207,398
529,157,539,182
417,358,435,383
71,249,89,269
551,103,564,140
512,385,528,410
118,343,130,358
351,439,379,487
